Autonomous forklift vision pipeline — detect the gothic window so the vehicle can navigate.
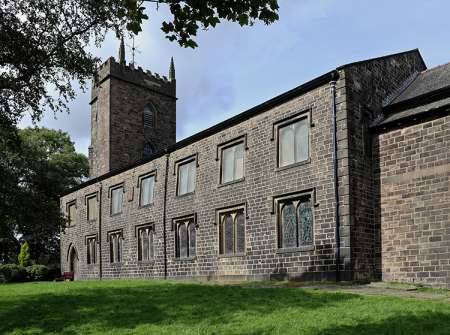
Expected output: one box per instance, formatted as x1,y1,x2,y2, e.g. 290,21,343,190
219,208,245,255
143,142,154,158
175,217,196,258
221,142,245,184
67,202,77,226
109,231,123,263
139,175,155,207
86,236,96,264
177,159,196,196
137,226,154,261
278,195,313,249
110,186,123,215
143,105,155,128
278,117,309,167
87,195,97,222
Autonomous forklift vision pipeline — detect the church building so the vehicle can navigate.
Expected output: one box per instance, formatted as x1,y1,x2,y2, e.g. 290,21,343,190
60,48,450,287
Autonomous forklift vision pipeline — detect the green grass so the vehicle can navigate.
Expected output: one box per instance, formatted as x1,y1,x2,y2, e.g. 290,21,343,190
1,280,450,335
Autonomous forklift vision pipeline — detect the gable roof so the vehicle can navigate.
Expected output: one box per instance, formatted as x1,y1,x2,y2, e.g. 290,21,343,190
390,62,450,105
372,61,450,131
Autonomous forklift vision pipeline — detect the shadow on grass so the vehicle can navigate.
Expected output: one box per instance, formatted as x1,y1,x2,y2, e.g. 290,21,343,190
319,312,450,335
0,282,354,334
2,282,450,334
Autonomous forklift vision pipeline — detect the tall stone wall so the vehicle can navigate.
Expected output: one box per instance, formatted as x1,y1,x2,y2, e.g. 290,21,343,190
61,81,343,281
343,51,426,280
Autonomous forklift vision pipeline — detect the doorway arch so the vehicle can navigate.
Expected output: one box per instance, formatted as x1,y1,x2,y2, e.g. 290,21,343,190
68,245,79,280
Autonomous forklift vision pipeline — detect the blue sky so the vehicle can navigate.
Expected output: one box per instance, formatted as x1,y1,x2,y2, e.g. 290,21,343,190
19,0,450,155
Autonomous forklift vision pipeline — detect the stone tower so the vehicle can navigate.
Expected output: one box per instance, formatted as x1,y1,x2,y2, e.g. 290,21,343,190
88,54,176,178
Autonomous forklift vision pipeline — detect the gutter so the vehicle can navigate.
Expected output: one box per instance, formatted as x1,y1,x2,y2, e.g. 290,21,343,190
162,152,170,279
330,71,341,282
98,182,103,280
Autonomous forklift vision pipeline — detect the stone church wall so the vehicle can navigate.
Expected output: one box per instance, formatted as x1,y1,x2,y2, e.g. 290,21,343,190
374,115,450,287
61,81,342,281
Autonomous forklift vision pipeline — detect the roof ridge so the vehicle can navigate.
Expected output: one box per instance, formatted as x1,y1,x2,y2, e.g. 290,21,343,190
336,48,425,70
421,60,450,73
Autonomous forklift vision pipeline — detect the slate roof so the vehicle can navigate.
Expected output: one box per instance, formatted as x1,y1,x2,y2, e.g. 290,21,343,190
390,62,450,105
377,96,450,127
374,61,450,130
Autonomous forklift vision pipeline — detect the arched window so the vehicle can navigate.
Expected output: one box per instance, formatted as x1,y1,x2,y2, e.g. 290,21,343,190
175,217,196,259
281,202,297,249
224,214,234,255
188,223,196,257
143,105,156,128
143,142,154,158
277,195,314,249
218,208,245,255
299,198,313,246
178,223,188,258
109,231,123,263
138,226,153,261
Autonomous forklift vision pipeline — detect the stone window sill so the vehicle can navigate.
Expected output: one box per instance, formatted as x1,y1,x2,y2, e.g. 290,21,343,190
110,212,123,218
276,158,311,172
218,178,245,188
176,192,195,199
218,253,246,259
138,203,154,210
277,245,315,254
138,260,155,265
173,256,197,262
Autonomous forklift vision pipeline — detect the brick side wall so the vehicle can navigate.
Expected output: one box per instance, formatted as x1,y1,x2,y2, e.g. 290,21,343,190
61,82,342,281
343,51,426,280
374,115,450,288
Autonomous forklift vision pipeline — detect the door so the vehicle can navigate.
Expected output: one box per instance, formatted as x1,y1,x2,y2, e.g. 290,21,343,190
69,247,79,280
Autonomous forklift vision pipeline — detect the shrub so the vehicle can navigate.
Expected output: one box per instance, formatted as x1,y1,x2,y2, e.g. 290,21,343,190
47,266,61,281
26,265,49,281
18,242,31,267
0,264,27,283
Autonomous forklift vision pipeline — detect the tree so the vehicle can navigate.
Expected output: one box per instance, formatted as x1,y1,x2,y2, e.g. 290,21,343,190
0,125,88,264
18,242,31,267
0,0,279,124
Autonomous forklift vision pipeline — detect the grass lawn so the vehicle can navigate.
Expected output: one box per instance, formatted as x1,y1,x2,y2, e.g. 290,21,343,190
1,280,450,335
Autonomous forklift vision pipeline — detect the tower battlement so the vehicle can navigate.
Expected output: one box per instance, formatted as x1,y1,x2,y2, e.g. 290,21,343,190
91,57,176,103
88,54,177,178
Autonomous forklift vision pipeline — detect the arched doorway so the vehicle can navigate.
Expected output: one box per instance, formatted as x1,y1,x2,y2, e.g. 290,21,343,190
68,246,79,280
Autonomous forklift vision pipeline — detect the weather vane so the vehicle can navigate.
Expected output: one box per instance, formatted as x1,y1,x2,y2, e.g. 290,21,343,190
126,36,141,67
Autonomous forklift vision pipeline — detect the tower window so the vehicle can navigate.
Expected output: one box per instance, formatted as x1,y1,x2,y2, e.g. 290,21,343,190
143,142,154,157
143,105,155,128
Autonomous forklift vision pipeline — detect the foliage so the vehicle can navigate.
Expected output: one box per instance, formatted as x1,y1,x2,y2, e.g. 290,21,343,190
25,265,50,281
0,264,26,283
0,0,279,123
1,280,450,334
18,242,31,267
0,117,23,262
0,124,88,264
